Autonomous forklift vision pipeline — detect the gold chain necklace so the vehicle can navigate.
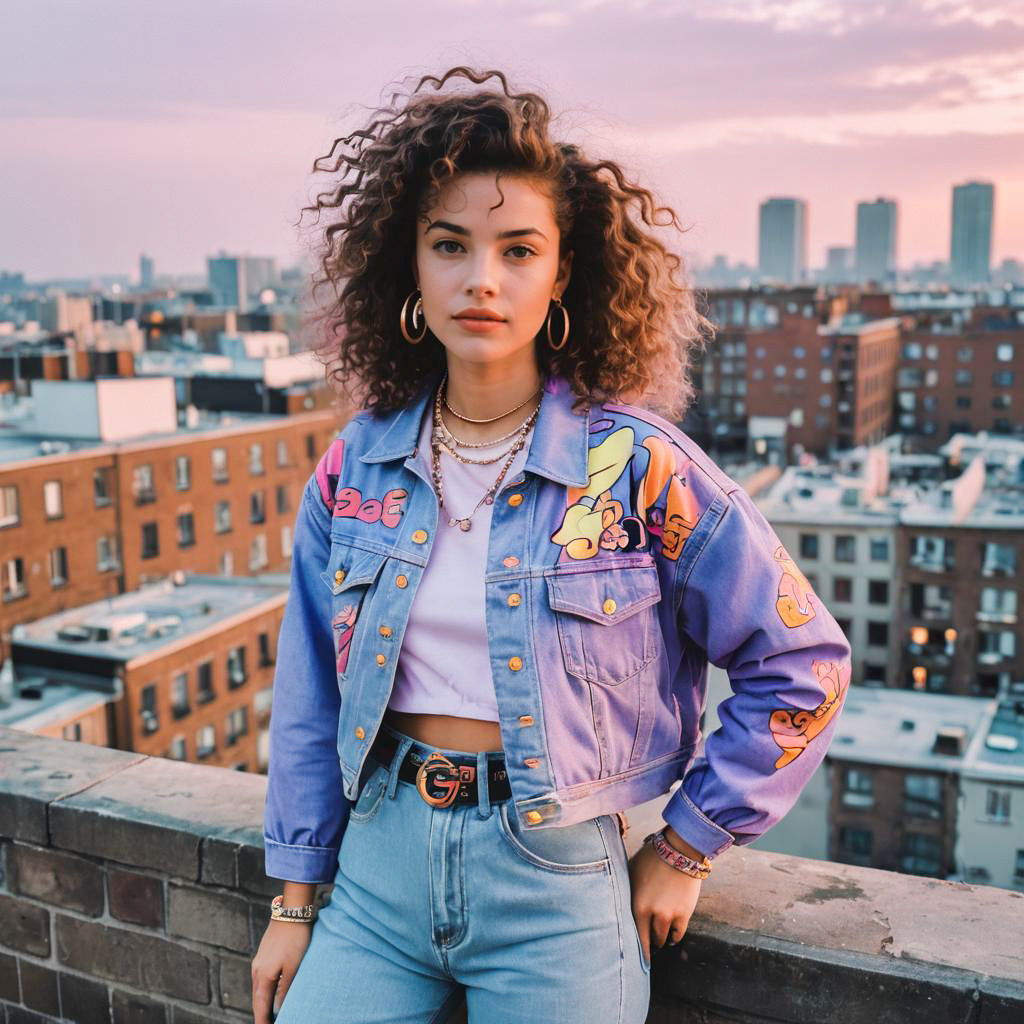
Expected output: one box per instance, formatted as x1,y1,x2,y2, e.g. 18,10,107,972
429,382,540,531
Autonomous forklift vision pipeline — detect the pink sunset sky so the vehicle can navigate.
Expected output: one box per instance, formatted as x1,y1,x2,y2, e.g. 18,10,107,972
2,0,1022,281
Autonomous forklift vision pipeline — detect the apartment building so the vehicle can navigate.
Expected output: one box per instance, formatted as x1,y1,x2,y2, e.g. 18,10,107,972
2,573,287,772
0,376,342,662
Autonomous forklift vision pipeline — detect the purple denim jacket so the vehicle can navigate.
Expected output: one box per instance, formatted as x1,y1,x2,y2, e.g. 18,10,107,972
263,369,852,883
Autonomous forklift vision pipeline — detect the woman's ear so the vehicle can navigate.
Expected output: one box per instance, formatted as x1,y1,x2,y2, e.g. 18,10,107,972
556,250,574,297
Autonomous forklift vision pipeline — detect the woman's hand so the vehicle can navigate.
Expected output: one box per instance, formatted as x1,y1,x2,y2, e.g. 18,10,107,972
627,829,705,967
251,919,314,1022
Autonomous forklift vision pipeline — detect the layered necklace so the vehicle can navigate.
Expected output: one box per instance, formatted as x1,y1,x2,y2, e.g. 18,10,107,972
429,372,542,532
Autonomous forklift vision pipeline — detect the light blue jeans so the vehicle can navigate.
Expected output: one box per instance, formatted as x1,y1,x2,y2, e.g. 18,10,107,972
276,723,651,1023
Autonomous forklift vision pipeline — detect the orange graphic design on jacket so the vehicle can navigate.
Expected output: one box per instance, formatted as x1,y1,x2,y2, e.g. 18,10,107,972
769,658,850,769
774,544,817,627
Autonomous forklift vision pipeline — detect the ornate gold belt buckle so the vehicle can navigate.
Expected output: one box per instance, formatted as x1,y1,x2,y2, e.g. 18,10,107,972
415,751,475,808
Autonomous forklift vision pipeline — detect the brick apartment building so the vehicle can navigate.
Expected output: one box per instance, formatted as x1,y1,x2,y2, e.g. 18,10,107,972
0,376,344,663
2,574,287,773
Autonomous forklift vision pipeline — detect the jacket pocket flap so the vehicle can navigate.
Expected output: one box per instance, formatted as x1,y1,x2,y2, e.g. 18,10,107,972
545,563,662,625
320,544,388,595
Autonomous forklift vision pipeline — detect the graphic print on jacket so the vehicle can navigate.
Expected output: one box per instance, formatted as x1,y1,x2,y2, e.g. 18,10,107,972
549,423,701,562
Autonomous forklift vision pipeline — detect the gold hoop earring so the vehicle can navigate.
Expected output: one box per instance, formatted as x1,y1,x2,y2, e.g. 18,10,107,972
546,296,569,351
400,289,427,344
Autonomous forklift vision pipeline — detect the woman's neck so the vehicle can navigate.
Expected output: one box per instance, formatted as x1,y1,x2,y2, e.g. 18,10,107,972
440,366,544,445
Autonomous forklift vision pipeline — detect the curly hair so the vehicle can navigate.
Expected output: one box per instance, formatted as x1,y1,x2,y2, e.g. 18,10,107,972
297,66,715,422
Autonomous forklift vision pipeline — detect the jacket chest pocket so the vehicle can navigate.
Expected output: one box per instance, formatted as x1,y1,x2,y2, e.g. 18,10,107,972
544,561,663,686
320,541,389,679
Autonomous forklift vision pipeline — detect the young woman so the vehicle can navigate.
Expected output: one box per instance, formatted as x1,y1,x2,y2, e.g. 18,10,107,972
252,67,852,1024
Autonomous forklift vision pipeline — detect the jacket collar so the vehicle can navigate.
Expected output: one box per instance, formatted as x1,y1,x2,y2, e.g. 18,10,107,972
359,367,591,488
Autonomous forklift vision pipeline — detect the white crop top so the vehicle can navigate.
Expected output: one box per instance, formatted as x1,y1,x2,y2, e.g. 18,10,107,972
387,404,532,723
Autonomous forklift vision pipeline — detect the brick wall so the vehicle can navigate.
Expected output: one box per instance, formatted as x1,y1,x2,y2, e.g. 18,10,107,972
1,726,1022,1023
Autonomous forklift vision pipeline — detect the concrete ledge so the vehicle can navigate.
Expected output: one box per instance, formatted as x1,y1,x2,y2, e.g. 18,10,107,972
2,725,1023,1023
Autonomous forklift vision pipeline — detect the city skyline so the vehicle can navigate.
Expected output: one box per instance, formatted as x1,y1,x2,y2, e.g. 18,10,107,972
2,0,1023,280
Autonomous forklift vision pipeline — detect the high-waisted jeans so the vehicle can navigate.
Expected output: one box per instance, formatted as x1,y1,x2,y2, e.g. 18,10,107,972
275,723,652,1023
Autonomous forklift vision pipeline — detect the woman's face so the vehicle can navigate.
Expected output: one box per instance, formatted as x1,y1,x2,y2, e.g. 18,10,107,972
413,171,573,374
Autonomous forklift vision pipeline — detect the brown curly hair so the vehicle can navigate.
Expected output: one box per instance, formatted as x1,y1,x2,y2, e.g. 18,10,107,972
297,66,715,422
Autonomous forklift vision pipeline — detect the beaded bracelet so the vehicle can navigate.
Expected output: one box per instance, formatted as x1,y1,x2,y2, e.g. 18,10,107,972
643,829,712,879
270,894,317,923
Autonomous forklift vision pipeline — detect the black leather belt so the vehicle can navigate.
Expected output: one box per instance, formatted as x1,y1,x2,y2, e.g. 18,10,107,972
368,727,513,808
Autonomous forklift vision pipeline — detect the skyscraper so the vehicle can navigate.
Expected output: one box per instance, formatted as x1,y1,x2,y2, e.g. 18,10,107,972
758,198,808,285
139,253,154,289
855,198,898,285
950,181,994,287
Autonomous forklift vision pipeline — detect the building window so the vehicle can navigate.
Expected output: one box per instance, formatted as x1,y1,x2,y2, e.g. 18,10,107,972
140,684,159,735
902,342,922,359
910,536,954,572
249,442,264,476
250,490,266,524
956,346,973,362
214,500,232,534
49,546,69,587
979,630,1016,662
979,587,1017,621
228,645,248,688
281,524,293,558
220,550,234,576
196,724,216,759
909,582,952,619
63,722,82,741
305,433,316,460
981,542,1016,577
175,455,191,491
838,826,872,857
900,833,942,876
97,534,121,572
834,535,856,562
0,486,20,528
904,774,943,820
954,370,973,387
841,768,874,808
171,672,190,719
275,484,290,517
867,621,889,646
833,577,852,602
869,537,889,561
993,371,1014,388
226,706,249,745
141,522,159,560
197,660,215,704
93,468,113,508
176,511,196,548
43,480,64,519
799,533,818,560
985,788,1011,823
169,736,186,760
258,631,274,667
276,440,290,467
249,533,268,571
996,343,1014,362
2,557,26,601
212,447,229,483
868,580,889,604
133,464,156,504
1015,850,1024,883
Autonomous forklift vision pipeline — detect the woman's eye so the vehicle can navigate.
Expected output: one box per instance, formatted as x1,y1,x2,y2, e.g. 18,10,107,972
508,245,535,259
433,240,463,254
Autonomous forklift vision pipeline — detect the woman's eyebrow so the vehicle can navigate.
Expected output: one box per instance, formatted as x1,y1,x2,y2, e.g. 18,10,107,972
425,219,547,241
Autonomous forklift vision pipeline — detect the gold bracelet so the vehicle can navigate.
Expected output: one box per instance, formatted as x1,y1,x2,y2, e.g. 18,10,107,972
270,893,317,923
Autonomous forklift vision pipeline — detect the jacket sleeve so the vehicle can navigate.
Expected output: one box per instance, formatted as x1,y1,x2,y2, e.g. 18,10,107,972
662,484,852,860
263,469,351,883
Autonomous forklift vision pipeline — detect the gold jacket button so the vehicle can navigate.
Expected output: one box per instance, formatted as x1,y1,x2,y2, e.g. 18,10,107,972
508,656,523,671
507,493,524,507
379,625,393,637
518,714,534,726
411,529,428,544
603,598,617,615
524,757,540,768
334,569,346,584
525,810,543,824
507,593,521,607
354,726,365,740
503,555,520,568
395,574,408,588
375,653,387,666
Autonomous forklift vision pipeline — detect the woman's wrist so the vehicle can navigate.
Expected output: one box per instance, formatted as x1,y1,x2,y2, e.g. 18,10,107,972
661,826,706,862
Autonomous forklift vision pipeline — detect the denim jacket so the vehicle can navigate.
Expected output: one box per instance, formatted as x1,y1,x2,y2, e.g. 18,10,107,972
263,369,852,883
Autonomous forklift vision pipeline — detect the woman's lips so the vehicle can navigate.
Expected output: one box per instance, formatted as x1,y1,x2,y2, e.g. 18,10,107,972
454,316,506,332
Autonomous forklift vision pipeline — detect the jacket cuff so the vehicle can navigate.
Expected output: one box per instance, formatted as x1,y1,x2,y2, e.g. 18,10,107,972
661,785,735,861
263,838,340,884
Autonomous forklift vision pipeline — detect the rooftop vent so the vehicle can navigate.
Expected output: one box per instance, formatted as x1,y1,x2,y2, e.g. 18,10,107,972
985,733,1020,753
900,719,915,732
932,725,967,756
